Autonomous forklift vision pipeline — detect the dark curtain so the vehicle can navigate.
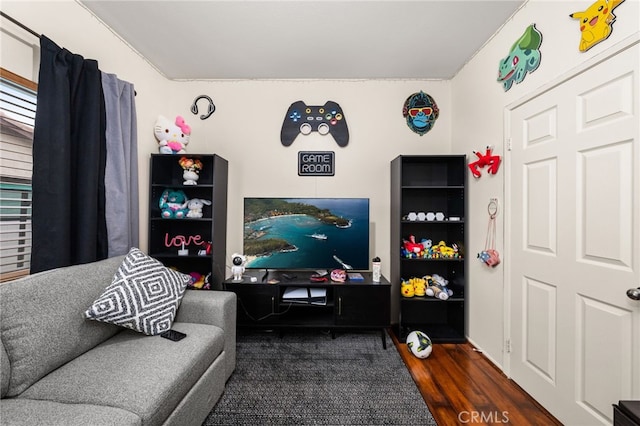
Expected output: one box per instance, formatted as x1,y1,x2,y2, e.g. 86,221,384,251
31,35,108,273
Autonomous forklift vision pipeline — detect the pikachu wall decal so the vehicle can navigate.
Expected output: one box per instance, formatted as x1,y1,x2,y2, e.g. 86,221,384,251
570,0,626,52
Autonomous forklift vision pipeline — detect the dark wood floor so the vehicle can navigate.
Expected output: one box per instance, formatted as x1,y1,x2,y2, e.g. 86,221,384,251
389,330,563,426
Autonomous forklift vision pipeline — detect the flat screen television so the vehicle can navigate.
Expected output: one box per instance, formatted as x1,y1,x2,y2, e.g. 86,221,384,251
243,197,370,271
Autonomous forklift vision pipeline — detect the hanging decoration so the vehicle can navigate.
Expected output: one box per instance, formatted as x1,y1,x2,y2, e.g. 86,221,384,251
402,91,439,136
478,199,500,267
468,146,501,178
497,24,543,91
570,0,625,52
191,95,216,120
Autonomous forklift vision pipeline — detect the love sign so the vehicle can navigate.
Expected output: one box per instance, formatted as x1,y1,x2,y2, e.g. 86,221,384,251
164,233,206,248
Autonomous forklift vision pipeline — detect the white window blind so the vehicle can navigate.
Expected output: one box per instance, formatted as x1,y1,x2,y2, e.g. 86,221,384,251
0,74,36,281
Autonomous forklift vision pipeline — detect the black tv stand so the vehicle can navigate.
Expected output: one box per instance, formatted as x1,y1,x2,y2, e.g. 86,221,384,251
223,270,391,348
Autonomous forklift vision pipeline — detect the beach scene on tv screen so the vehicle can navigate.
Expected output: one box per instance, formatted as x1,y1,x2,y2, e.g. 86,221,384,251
243,198,369,270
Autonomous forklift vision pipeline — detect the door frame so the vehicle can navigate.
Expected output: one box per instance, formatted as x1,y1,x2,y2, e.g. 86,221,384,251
502,32,640,377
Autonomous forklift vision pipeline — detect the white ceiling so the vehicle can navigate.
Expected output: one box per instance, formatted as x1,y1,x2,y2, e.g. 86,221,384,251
79,0,525,80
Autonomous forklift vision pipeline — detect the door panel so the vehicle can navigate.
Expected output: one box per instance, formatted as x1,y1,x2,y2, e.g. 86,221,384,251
525,159,557,254
579,142,634,268
523,277,557,384
507,40,639,425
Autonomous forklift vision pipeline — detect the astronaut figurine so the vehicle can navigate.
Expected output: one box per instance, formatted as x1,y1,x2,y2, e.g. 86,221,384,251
231,253,246,281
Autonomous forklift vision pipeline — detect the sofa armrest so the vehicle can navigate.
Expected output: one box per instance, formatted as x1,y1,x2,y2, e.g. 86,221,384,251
175,290,236,380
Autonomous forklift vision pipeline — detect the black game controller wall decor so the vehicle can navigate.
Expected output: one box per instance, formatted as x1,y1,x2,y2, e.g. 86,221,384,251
281,101,349,147
402,91,439,136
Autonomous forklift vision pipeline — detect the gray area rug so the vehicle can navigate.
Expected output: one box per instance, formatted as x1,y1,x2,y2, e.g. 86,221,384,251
203,329,436,425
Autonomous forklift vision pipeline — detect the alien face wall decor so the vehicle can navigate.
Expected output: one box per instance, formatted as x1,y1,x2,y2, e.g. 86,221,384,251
570,0,625,52
402,91,439,136
497,24,543,92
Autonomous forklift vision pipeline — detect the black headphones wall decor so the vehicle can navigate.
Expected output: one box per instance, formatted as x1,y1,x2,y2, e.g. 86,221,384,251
191,95,216,120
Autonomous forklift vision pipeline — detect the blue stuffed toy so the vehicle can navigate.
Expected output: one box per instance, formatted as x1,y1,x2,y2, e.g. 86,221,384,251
159,189,189,218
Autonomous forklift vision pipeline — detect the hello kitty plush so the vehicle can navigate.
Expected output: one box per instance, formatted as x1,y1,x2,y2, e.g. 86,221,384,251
154,115,191,154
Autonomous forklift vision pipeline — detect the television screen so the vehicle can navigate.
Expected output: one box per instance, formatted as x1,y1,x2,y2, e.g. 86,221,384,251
243,198,370,270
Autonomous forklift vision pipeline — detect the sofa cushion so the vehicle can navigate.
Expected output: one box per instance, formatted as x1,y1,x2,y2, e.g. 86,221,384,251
0,256,125,397
85,248,191,335
19,322,225,426
0,398,141,426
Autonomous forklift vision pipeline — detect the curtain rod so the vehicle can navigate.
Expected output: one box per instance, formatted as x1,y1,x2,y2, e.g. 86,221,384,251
0,11,138,97
0,12,41,39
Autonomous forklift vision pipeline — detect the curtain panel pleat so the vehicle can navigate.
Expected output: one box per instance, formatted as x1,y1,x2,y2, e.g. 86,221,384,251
31,36,108,273
102,72,139,257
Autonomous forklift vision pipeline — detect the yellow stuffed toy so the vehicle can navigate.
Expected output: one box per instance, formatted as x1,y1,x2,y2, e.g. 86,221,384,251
412,277,427,297
401,279,415,297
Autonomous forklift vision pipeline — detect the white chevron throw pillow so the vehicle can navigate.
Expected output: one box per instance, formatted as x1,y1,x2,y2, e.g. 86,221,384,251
85,248,191,335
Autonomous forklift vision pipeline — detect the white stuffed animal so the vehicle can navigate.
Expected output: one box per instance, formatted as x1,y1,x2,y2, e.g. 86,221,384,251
154,115,191,154
186,198,211,218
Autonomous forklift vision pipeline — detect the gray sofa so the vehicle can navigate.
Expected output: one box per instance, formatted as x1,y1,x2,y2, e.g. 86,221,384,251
0,255,236,426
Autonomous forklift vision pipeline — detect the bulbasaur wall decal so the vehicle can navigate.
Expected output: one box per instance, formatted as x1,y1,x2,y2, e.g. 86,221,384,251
497,24,543,92
570,0,625,52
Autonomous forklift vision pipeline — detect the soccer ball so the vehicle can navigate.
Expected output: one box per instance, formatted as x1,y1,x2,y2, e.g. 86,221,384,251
406,330,432,359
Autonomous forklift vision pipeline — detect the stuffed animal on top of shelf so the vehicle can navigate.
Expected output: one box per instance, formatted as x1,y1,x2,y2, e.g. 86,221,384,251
159,189,189,218
154,115,191,154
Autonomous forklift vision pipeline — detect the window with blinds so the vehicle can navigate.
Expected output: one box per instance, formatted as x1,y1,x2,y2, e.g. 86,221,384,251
0,69,36,281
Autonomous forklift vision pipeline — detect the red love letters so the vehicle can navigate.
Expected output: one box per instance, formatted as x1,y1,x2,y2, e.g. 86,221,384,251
164,233,205,248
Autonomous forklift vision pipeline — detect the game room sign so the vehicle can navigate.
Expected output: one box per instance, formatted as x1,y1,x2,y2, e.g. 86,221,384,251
298,151,335,176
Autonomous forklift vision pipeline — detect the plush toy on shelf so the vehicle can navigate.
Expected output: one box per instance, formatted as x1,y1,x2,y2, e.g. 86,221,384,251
400,276,428,297
402,235,424,257
159,189,189,218
186,198,211,218
431,240,459,258
154,115,191,154
420,239,433,252
412,276,427,297
400,279,415,298
425,274,453,300
188,272,210,289
178,157,203,185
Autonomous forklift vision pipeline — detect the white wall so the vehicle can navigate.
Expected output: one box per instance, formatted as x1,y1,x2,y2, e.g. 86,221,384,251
452,0,640,369
1,1,452,324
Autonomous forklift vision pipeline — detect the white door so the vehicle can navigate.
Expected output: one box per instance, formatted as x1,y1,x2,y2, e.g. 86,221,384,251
506,38,640,425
